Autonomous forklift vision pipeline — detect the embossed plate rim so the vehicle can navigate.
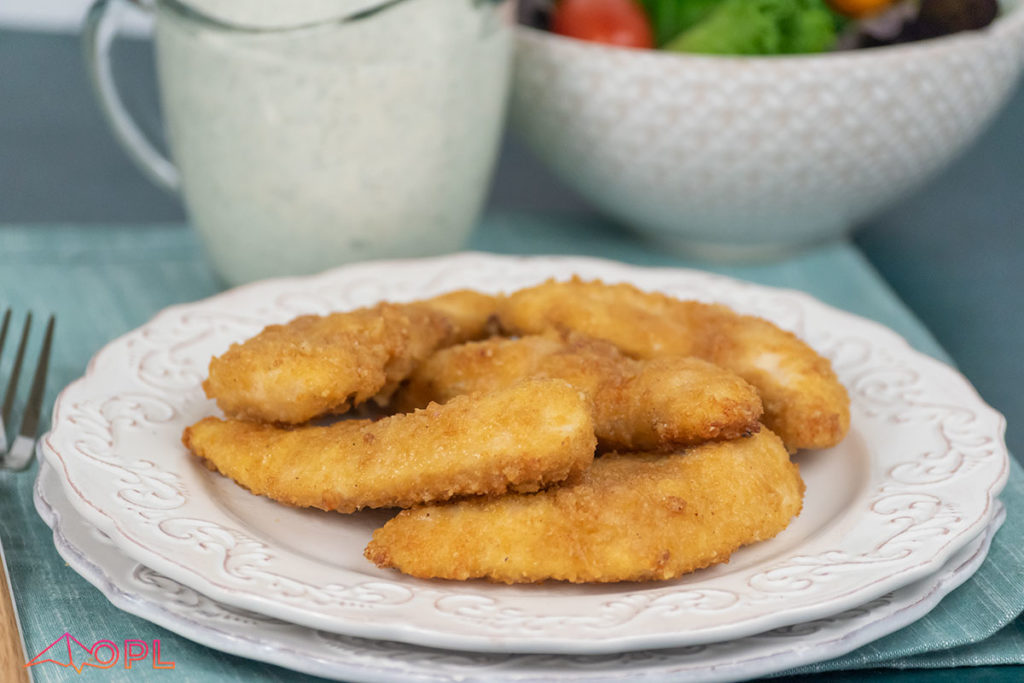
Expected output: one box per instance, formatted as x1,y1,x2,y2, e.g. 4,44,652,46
40,253,1010,654
33,460,1004,683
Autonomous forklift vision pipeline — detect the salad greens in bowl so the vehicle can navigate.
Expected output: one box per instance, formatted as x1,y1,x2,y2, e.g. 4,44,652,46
511,0,1024,258
521,0,1002,53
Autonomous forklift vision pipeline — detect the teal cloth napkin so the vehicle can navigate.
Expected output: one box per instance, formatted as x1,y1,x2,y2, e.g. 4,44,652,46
0,213,1020,682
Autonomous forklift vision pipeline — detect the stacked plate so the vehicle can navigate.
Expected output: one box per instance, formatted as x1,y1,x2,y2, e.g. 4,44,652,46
35,254,1010,682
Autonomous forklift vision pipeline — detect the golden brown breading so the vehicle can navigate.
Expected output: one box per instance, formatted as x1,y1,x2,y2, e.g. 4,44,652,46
496,278,849,451
416,289,501,341
365,428,804,583
396,332,762,451
183,379,596,513
203,290,497,424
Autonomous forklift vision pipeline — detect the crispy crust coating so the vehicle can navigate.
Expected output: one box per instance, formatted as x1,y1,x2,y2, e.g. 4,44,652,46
183,379,596,513
203,290,496,424
396,332,763,451
365,428,804,583
496,278,850,451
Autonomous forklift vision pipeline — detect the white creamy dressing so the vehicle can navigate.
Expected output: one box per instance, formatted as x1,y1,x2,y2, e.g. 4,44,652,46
155,0,512,285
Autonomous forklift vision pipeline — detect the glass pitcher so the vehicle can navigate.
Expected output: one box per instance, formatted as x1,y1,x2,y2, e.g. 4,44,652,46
84,0,513,285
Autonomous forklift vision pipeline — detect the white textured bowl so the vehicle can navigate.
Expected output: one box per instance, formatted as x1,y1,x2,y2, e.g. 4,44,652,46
511,4,1024,259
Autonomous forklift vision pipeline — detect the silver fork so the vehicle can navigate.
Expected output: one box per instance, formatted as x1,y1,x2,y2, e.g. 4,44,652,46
1,309,55,683
1,311,56,470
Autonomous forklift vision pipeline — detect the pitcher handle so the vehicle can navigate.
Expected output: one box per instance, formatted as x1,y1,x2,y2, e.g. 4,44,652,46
82,0,180,192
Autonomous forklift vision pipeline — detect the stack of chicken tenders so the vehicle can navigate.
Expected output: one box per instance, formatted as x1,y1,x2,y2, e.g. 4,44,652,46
183,278,850,584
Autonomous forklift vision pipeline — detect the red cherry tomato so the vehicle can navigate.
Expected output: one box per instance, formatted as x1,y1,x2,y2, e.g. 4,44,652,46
552,0,655,49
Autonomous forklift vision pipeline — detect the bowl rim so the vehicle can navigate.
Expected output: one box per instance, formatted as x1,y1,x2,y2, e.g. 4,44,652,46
516,0,1024,64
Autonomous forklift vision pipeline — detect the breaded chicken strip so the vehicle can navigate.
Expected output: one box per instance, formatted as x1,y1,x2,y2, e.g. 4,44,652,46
365,428,803,583
396,332,762,451
496,278,849,451
203,289,496,424
184,379,596,513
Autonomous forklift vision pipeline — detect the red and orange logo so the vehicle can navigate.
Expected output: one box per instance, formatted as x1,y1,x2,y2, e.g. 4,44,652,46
25,633,175,673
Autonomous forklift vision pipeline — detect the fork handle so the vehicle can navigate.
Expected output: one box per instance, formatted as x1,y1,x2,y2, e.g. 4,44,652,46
0,546,30,683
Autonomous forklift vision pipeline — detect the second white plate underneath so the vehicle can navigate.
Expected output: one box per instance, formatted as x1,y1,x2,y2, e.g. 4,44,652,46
34,460,1004,683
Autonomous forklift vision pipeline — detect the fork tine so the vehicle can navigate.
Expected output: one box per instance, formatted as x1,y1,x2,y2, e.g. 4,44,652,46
0,309,10,359
4,316,54,471
0,313,31,448
0,309,8,447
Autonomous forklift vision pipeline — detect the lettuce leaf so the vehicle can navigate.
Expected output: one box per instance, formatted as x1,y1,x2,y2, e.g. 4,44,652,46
779,0,841,53
639,0,722,47
663,0,840,55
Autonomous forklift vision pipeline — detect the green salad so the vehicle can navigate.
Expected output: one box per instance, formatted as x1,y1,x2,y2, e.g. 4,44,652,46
518,0,1000,55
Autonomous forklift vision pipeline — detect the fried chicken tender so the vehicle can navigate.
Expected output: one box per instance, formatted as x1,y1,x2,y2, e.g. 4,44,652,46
365,428,804,583
396,332,762,451
496,278,849,451
203,289,496,424
183,379,596,513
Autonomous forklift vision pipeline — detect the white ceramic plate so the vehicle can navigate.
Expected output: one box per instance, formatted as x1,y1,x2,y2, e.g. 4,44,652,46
41,253,1009,654
33,461,1004,683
